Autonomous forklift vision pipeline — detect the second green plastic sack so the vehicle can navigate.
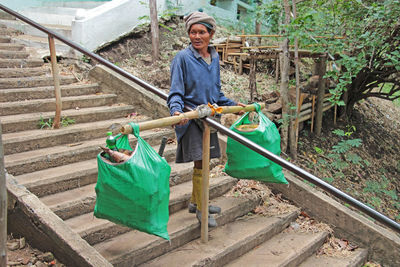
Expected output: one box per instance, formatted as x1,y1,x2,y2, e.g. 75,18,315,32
94,123,171,240
224,103,288,184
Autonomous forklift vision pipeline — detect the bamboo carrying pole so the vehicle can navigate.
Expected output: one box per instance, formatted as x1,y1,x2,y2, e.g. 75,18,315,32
48,36,62,129
0,123,6,267
201,122,210,243
120,104,265,134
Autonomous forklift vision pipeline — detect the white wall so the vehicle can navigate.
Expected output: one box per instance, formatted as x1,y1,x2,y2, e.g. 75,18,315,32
72,0,151,50
1,0,109,10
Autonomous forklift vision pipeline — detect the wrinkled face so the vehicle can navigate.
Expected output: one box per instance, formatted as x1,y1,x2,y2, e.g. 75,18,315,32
189,24,214,52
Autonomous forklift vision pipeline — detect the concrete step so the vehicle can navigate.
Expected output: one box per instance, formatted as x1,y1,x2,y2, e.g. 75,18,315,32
0,75,76,89
0,83,100,102
41,174,237,221
299,248,368,267
0,36,11,43
96,194,265,266
4,126,174,176
0,93,116,116
0,49,30,59
0,66,49,78
139,209,301,267
0,26,22,37
16,159,193,198
0,58,44,67
1,104,136,133
226,231,329,267
2,114,167,154
0,42,25,51
66,174,237,245
12,34,74,58
0,19,72,39
0,27,20,36
0,11,15,20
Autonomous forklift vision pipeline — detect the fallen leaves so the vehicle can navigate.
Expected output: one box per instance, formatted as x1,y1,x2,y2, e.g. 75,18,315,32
317,236,359,258
225,180,298,216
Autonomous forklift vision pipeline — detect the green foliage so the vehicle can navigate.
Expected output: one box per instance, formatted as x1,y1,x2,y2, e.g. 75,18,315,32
364,176,398,202
38,116,53,129
38,116,75,129
81,55,91,63
314,146,324,154
256,0,400,115
61,117,76,127
332,139,362,154
313,126,364,181
303,179,316,188
323,176,334,183
138,0,182,31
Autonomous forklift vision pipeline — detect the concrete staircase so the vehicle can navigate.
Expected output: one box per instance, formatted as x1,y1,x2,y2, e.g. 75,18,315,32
1,24,369,266
0,2,95,57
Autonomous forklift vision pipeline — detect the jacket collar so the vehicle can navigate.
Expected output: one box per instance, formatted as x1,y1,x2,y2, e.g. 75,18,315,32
189,44,218,59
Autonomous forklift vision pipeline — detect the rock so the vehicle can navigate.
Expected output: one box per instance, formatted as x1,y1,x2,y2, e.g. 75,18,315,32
174,39,185,48
179,37,188,43
35,261,48,267
19,237,26,249
74,61,93,72
38,252,54,262
141,55,153,64
31,256,39,264
7,241,19,251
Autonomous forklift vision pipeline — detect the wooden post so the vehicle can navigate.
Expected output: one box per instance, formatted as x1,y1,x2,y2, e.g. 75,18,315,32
201,122,210,243
149,0,159,62
0,122,7,267
280,0,291,153
249,55,257,102
315,56,327,135
238,55,243,75
275,54,280,84
292,0,300,160
311,95,316,132
48,35,62,129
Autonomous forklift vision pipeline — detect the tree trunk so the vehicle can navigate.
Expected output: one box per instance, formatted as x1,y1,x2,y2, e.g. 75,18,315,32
280,0,291,153
149,0,159,62
255,22,261,45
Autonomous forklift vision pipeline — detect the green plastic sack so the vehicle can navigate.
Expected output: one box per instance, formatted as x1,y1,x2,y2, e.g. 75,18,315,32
94,123,171,240
224,103,288,184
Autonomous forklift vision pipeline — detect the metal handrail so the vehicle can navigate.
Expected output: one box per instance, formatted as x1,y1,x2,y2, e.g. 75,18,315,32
1,4,399,233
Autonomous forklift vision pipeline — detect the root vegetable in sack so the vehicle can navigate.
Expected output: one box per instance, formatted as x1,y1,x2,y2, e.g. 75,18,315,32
99,146,131,163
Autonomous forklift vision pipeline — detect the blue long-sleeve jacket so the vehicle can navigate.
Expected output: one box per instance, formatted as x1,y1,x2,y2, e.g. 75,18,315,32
167,44,236,141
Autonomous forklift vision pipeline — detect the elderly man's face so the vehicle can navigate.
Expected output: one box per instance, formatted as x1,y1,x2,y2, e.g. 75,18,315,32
189,24,214,53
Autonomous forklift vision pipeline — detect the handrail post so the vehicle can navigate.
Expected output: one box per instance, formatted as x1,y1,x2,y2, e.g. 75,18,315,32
48,35,62,129
201,122,210,243
0,122,7,267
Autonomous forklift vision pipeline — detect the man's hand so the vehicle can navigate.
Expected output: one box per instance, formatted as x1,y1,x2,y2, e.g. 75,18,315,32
173,111,189,126
236,102,247,115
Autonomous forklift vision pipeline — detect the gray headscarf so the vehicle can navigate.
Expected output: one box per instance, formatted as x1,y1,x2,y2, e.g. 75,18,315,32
184,11,217,33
